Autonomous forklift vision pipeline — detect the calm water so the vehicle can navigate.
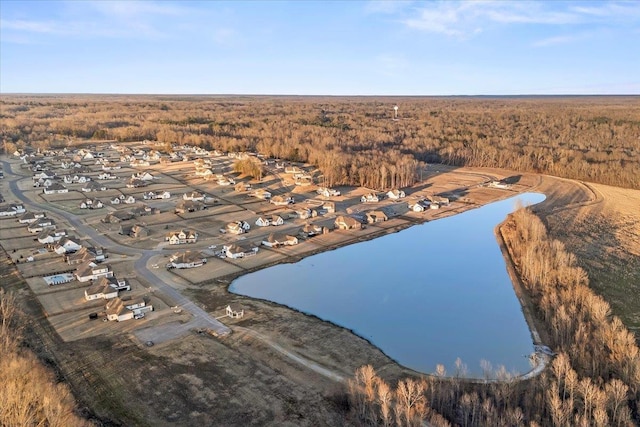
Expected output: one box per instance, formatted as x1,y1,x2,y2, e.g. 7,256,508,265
230,193,546,377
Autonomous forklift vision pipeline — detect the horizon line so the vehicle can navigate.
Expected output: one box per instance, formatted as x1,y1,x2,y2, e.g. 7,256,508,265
2,93,639,98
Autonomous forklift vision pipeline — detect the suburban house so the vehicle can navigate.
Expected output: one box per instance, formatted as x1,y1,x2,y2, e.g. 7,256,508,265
235,182,251,192
270,195,294,206
119,224,149,238
183,191,205,201
224,242,259,259
74,261,113,282
409,199,431,212
0,203,26,217
165,229,198,245
97,172,117,180
105,297,153,321
216,174,235,186
294,208,313,220
317,187,341,197
131,205,160,216
387,189,406,200
132,171,154,181
53,237,83,254
284,166,303,175
195,167,213,178
426,195,450,206
101,161,122,171
175,200,205,213
32,171,55,181
123,195,136,204
168,251,207,269
18,211,46,224
143,191,170,200
79,198,104,209
27,218,56,233
84,276,130,301
335,215,363,230
226,221,251,234
110,197,121,205
360,193,380,203
261,233,298,248
256,215,284,227
66,246,106,265
102,211,135,223
126,178,148,188
43,183,68,194
366,210,389,223
252,189,272,200
130,159,150,167
81,182,106,192
37,228,67,244
302,223,329,237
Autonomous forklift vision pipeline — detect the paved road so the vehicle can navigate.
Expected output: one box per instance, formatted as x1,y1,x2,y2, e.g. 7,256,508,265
1,158,230,338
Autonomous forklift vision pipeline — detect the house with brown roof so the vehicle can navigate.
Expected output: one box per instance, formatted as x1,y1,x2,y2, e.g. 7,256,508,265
366,210,388,223
168,251,207,269
119,224,149,238
261,233,298,248
74,261,113,282
105,297,153,321
175,200,205,213
18,211,46,224
270,195,294,206
224,242,259,259
334,215,362,230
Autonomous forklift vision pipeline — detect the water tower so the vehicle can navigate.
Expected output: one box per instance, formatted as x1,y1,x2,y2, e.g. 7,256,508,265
393,105,399,120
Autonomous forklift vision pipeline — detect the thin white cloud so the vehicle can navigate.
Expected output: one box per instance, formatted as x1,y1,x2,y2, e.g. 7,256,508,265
365,1,413,15
532,34,583,47
397,1,640,38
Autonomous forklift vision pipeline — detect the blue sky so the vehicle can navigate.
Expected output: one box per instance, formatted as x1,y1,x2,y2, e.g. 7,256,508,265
1,1,639,95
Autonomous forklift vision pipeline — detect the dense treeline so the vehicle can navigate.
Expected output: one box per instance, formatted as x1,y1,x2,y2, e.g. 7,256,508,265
346,208,639,426
0,289,88,427
1,95,639,189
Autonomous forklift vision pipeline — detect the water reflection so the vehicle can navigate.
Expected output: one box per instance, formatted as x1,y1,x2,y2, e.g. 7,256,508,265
230,193,546,377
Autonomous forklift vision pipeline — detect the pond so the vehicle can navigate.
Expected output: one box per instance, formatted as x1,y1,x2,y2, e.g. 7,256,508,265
230,193,546,378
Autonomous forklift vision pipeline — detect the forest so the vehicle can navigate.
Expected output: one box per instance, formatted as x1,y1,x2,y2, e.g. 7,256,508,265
1,95,639,189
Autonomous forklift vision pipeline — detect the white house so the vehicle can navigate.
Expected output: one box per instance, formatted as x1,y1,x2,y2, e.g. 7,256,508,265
105,297,153,321
18,211,46,224
74,261,113,283
110,197,121,205
123,195,136,204
79,198,104,209
81,182,106,192
386,189,406,200
54,237,83,254
261,234,298,248
255,216,271,227
270,195,294,206
226,221,251,234
0,203,26,217
132,171,154,181
27,218,56,233
252,189,272,200
97,172,117,180
224,243,259,259
168,251,207,269
43,183,68,194
84,276,130,301
37,228,67,244
360,193,379,203
165,229,198,245
183,191,205,202
408,199,430,212
317,187,341,197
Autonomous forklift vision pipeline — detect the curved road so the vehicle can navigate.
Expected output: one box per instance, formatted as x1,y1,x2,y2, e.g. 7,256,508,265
1,158,230,337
